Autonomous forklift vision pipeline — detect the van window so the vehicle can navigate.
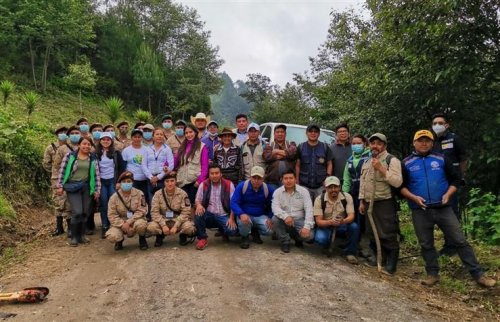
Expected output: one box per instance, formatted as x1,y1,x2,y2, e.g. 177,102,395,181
261,125,271,141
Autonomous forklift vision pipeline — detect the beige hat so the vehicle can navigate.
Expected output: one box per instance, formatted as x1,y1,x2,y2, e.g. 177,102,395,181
324,176,341,187
190,112,211,125
143,123,155,131
369,133,387,144
250,166,265,178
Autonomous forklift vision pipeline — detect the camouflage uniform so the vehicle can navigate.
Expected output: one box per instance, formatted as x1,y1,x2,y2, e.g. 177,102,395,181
147,187,195,236
51,142,79,218
106,188,148,243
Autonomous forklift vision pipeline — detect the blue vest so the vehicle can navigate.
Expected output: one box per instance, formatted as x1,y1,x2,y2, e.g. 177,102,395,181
347,153,369,196
299,142,328,189
403,152,449,209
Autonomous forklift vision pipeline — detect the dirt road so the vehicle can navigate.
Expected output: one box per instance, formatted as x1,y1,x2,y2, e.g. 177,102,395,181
1,227,494,322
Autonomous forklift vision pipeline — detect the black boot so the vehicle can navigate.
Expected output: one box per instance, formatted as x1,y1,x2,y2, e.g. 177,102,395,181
179,233,189,246
154,234,164,247
85,215,95,235
69,221,79,247
52,216,64,236
251,228,263,244
240,236,250,249
382,248,399,275
100,226,108,239
114,240,124,251
78,222,90,244
66,218,72,238
139,235,149,250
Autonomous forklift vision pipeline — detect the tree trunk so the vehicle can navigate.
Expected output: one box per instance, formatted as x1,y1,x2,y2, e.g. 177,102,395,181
29,39,37,90
148,89,152,114
42,45,51,92
79,88,82,115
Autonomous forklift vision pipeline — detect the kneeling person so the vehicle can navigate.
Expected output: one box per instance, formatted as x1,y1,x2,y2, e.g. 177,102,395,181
148,172,196,247
106,172,149,250
314,176,360,264
231,166,274,249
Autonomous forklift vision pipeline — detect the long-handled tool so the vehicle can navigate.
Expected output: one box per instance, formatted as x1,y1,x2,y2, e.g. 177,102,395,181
326,226,337,258
0,287,49,303
367,161,382,273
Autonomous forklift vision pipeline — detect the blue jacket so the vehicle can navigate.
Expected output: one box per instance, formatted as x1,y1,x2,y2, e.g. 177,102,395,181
402,151,459,209
230,181,274,218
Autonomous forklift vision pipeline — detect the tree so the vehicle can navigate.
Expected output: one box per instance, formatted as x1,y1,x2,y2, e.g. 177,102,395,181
132,43,164,113
63,60,97,115
211,73,252,125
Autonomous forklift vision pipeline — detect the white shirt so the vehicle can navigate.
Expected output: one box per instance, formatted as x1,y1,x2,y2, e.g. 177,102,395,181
122,146,148,181
271,184,315,229
141,144,174,180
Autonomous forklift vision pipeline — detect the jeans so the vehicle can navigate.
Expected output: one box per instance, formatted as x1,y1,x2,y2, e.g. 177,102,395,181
99,178,115,229
411,206,482,279
194,211,238,240
237,215,272,237
133,180,150,219
272,216,314,244
314,223,360,256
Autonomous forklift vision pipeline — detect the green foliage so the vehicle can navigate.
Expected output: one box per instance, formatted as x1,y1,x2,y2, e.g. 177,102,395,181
211,73,252,125
64,60,97,114
131,43,164,112
464,188,500,245
0,80,15,107
104,96,124,124
23,91,39,122
0,193,16,220
133,109,152,123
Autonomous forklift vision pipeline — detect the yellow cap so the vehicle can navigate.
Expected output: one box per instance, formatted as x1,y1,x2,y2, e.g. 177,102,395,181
413,130,434,141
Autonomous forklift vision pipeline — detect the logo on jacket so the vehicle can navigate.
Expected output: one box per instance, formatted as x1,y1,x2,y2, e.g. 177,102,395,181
430,161,440,169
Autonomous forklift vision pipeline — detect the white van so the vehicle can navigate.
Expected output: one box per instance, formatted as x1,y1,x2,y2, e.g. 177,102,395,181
259,122,335,145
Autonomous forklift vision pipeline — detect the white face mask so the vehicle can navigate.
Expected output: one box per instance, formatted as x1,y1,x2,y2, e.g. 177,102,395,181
432,124,446,136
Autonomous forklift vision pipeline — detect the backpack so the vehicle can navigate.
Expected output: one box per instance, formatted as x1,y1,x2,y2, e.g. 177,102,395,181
242,180,269,198
320,191,347,215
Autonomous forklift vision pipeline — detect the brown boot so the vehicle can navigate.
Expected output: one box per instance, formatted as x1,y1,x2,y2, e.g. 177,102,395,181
421,275,440,286
476,275,496,288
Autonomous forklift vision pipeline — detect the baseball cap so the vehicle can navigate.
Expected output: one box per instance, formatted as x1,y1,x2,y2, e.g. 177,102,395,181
99,132,113,140
324,176,341,187
306,124,320,132
208,120,219,127
247,122,259,131
413,130,434,141
161,114,173,122
369,133,387,144
250,166,265,178
143,124,154,131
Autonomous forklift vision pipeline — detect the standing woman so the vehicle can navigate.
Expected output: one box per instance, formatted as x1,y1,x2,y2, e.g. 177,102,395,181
142,127,174,207
174,124,209,208
96,132,126,238
57,137,101,246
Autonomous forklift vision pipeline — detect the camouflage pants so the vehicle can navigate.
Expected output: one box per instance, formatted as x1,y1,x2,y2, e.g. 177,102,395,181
105,218,148,243
51,179,71,219
146,220,196,236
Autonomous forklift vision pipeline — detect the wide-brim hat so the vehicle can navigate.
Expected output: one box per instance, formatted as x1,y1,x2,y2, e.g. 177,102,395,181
190,112,210,125
220,127,236,138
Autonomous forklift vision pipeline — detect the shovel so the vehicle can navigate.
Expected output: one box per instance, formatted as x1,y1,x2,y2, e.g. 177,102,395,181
0,287,49,303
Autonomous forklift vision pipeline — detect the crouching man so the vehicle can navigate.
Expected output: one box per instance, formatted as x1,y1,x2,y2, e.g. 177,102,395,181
314,176,360,264
106,171,149,250
147,172,196,247
271,169,314,253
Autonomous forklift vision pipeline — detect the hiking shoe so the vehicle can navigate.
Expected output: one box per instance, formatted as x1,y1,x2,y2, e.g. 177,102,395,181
179,234,188,246
280,243,290,253
421,275,440,286
294,240,304,248
114,241,124,251
476,275,496,288
196,239,208,250
345,255,359,265
154,235,164,247
139,236,149,250
240,236,250,249
251,230,263,244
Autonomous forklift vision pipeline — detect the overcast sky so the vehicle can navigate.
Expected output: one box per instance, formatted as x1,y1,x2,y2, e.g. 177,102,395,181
176,0,364,86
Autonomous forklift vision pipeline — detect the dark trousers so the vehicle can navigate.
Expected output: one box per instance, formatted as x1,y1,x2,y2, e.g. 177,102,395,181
411,206,482,279
366,199,400,250
133,180,150,219
67,183,92,224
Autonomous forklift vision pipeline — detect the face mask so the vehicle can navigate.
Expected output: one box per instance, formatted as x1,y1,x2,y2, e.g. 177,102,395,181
352,144,364,154
107,131,115,138
69,134,81,143
58,133,68,141
143,132,153,140
175,128,184,136
209,132,218,138
92,131,102,140
79,124,89,132
162,122,172,129
432,124,446,136
121,182,133,192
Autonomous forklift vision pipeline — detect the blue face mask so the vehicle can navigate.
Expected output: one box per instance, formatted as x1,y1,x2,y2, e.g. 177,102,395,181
79,124,89,132
352,144,364,154
92,131,102,140
121,182,133,192
163,122,172,129
175,128,184,136
58,133,68,141
143,132,153,140
69,134,81,143
107,131,115,138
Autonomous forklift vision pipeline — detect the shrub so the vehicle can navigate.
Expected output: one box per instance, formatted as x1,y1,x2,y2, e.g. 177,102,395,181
104,96,123,124
464,188,500,245
133,109,152,123
0,80,15,107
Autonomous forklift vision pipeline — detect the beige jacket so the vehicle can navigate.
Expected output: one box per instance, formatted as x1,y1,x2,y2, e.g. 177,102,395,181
359,150,402,202
151,187,192,229
108,188,148,227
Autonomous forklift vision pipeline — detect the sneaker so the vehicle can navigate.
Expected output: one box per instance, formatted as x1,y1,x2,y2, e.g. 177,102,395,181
280,243,290,253
421,275,440,286
476,275,496,288
240,236,250,249
345,255,359,265
114,241,124,251
196,239,208,250
251,230,263,244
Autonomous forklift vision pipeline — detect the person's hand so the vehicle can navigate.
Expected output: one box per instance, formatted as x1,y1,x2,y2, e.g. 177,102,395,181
151,176,158,186
441,193,450,205
194,181,200,188
372,157,384,172
94,192,100,201
284,216,294,227
265,218,273,230
115,183,121,191
226,218,237,230
56,188,64,196
170,226,178,235
122,222,131,233
162,225,170,235
359,202,366,215
163,166,170,173
240,214,251,225
299,228,310,239
413,195,427,208
332,217,342,227
195,204,205,216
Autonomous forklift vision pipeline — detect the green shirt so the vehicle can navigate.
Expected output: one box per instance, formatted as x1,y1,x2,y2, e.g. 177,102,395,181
71,158,89,182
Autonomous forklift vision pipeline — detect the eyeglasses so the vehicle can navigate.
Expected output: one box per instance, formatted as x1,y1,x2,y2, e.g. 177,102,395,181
432,122,445,125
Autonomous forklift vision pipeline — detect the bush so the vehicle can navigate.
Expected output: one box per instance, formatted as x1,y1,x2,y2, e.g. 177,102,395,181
0,193,16,220
464,188,500,245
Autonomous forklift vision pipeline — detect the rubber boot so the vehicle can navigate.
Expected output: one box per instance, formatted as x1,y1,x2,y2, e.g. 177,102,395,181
179,233,188,246
69,221,79,247
382,248,399,275
114,240,124,251
251,228,263,244
78,222,90,244
86,215,95,235
139,235,149,250
240,236,250,249
154,234,164,247
52,216,65,236
66,218,72,238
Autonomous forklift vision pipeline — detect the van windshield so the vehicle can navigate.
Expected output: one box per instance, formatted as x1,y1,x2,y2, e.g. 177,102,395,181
285,126,335,145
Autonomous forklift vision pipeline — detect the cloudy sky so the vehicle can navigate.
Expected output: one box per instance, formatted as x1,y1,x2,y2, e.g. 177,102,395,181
176,0,364,86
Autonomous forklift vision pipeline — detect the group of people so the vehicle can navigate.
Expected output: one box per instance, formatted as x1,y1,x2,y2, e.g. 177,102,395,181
42,112,496,288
